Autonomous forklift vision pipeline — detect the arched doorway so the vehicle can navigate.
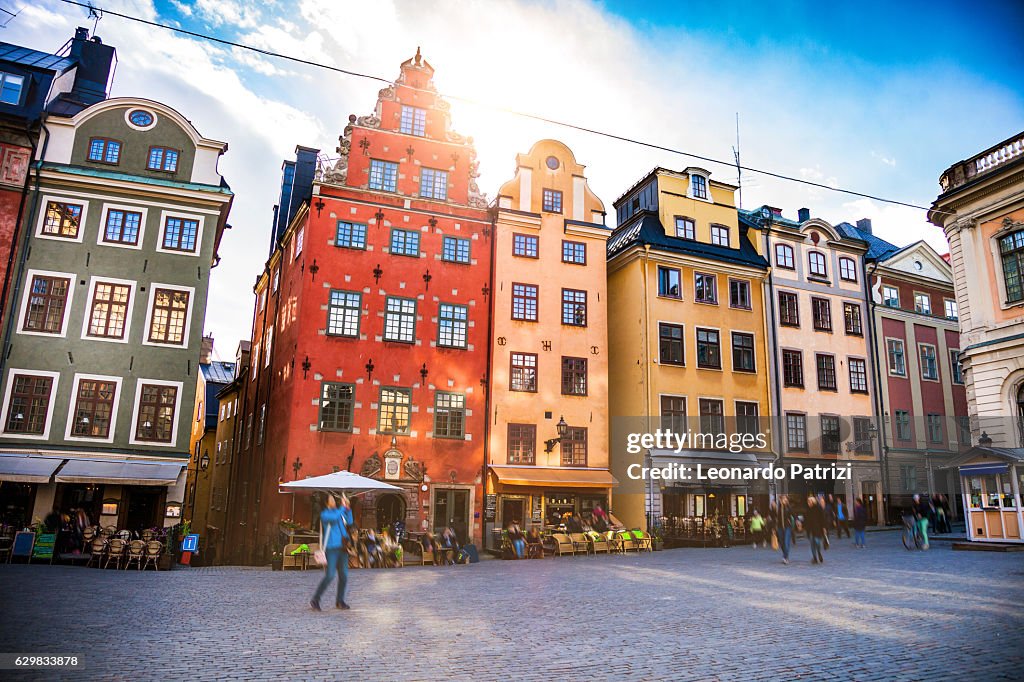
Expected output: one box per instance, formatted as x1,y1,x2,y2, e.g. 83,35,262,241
375,493,406,533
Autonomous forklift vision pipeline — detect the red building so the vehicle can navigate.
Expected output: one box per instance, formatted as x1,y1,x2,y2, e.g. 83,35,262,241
225,51,491,563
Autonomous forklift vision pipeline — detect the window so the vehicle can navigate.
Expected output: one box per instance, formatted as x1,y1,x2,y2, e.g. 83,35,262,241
674,217,695,240
272,267,280,293
148,289,190,344
512,283,538,321
882,285,900,308
438,303,468,348
820,416,841,454
849,358,868,393
434,392,465,439
336,222,367,249
561,427,587,466
736,401,760,438
513,233,538,258
104,209,142,245
294,226,304,258
839,257,857,282
710,224,729,247
658,267,681,298
660,396,686,432
659,323,684,366
562,240,586,264
843,303,862,335
88,138,121,164
368,159,398,192
23,275,70,334
900,464,918,493
256,404,267,445
927,414,943,444
561,289,587,326
698,399,725,436
914,293,931,315
786,413,807,451
690,174,708,200
696,328,721,369
731,332,755,372
887,339,906,376
811,297,832,331
894,410,911,441
561,357,587,396
950,350,964,384
778,291,800,326
782,350,803,388
958,416,972,445
147,147,179,172
71,379,117,438
853,418,874,454
510,353,537,392
390,228,420,257
135,384,178,443
729,279,751,309
944,298,958,320
808,251,827,278
87,282,131,339
999,229,1024,303
542,188,563,213
507,424,536,464
327,290,361,337
695,273,717,304
129,110,154,127
383,297,416,343
4,374,53,434
816,354,837,391
42,201,83,239
442,236,470,263
399,105,426,136
919,344,938,380
378,387,411,434
420,168,448,200
162,216,199,252
775,243,795,269
0,72,24,105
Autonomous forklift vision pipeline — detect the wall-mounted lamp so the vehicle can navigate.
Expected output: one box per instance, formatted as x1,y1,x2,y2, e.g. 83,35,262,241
543,416,569,453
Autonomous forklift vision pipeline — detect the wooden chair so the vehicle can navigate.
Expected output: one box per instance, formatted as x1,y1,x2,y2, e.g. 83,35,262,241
101,525,117,537
141,530,155,542
586,531,610,554
569,532,591,555
550,533,576,556
631,529,653,552
85,537,107,568
143,541,163,571
104,538,127,569
124,540,146,570
617,530,639,553
526,534,544,559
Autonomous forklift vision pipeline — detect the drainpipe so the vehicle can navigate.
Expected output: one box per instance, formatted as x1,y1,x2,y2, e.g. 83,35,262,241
865,260,891,525
482,206,497,550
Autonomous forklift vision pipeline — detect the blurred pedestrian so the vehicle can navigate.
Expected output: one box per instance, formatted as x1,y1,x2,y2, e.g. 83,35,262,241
311,493,354,611
835,498,850,539
852,497,867,548
806,496,825,564
749,510,765,548
777,498,794,565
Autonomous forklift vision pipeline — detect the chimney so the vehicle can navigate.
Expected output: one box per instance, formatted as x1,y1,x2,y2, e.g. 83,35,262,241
68,27,116,106
797,207,810,222
200,334,214,365
856,218,873,235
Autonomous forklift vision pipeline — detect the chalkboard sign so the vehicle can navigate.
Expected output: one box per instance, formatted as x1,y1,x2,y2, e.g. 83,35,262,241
484,494,496,522
532,496,543,523
31,533,56,562
11,531,34,558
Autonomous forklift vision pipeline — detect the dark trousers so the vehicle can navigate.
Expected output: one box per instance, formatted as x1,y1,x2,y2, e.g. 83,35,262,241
313,547,348,605
810,534,824,562
837,520,850,538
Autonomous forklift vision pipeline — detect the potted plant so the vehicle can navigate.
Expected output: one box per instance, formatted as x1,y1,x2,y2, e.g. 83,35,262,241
270,551,283,571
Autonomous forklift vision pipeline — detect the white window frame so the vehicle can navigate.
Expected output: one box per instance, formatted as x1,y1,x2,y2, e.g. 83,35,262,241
0,368,60,440
886,337,907,377
128,377,185,447
264,327,273,368
710,224,730,247
80,275,137,344
688,172,711,202
838,256,858,282
17,268,77,338
914,292,932,315
950,349,964,385
918,343,939,382
156,209,205,257
35,195,89,243
97,202,148,250
141,282,197,348
674,217,695,240
64,372,123,444
882,285,900,308
944,298,958,320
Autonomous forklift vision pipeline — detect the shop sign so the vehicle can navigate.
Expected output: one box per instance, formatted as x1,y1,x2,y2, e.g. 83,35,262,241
32,533,56,562
532,496,543,523
181,534,199,552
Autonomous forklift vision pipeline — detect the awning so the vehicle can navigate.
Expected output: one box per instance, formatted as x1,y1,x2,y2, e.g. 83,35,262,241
0,454,64,483
958,463,1009,476
490,466,618,488
55,459,185,486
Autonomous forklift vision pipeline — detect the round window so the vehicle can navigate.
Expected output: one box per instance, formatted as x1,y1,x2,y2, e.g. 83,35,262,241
129,109,154,127
545,155,559,170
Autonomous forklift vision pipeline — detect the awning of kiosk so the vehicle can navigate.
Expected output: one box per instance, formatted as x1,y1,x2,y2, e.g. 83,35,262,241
958,463,1009,476
55,459,184,486
491,466,618,488
0,454,64,483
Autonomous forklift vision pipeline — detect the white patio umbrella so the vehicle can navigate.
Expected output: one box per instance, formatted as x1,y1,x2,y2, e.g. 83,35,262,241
279,470,402,496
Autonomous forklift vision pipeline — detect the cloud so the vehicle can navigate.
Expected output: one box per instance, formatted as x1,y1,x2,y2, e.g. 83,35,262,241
192,0,262,29
871,151,897,168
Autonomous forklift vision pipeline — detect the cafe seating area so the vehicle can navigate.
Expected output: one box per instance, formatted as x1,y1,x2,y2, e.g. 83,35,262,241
498,528,656,559
83,527,167,570
659,516,748,547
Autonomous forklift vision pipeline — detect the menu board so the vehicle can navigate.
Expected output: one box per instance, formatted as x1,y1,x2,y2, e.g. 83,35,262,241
11,531,34,558
532,496,543,523
484,494,496,522
31,533,56,562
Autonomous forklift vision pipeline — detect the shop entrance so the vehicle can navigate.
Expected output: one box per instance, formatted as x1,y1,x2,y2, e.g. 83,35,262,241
433,488,470,544
0,482,36,528
501,497,525,527
375,493,407,532
862,481,879,525
124,487,162,532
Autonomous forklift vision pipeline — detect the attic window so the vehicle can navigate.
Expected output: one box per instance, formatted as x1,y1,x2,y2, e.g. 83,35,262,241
126,108,157,130
0,72,24,105
690,173,708,200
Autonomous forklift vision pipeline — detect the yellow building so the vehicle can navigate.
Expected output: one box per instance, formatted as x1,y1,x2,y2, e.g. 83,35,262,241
486,139,614,547
607,167,773,532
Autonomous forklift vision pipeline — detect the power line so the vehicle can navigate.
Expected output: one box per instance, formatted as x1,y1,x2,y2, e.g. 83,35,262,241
57,0,947,216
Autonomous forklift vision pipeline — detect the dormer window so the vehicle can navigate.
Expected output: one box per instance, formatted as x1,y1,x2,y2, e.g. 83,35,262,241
690,173,708,200
88,138,121,165
400,105,426,136
710,224,729,247
542,188,562,213
0,72,24,105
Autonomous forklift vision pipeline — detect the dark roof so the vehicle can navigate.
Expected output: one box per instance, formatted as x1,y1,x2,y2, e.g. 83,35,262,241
834,222,900,261
607,210,768,269
0,43,77,72
201,361,236,384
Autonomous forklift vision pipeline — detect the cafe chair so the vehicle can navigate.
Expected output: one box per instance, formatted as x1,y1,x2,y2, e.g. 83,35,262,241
124,540,146,570
85,537,107,568
605,530,625,554
141,530,155,542
586,531,610,554
82,527,96,544
104,538,127,569
143,541,163,571
569,532,591,555
631,529,653,552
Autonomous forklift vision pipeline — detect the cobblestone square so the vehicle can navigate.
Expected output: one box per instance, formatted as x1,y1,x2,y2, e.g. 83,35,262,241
1,536,1022,681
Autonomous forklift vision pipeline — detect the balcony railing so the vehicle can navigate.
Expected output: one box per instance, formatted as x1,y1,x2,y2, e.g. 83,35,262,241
939,132,1024,192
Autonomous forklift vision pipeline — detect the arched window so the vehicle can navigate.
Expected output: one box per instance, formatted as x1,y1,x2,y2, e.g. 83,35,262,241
808,251,827,278
999,230,1024,303
839,256,858,282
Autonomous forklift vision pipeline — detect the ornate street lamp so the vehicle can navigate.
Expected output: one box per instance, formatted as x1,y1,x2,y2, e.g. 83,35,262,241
544,416,569,453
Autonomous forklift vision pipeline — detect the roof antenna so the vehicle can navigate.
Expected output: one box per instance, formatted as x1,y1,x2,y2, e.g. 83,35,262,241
0,5,20,29
86,2,102,36
732,112,742,210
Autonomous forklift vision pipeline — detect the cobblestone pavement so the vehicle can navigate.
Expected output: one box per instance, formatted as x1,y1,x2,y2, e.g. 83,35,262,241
1,535,1023,681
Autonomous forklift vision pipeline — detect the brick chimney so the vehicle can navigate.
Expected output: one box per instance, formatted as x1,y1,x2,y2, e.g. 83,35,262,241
856,218,873,235
797,207,810,222
200,334,214,365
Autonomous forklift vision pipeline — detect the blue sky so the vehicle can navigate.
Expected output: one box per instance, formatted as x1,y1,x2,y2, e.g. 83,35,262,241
11,0,1024,356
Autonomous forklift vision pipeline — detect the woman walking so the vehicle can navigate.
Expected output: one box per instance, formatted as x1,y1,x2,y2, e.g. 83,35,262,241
806,496,825,564
311,494,354,611
852,497,868,548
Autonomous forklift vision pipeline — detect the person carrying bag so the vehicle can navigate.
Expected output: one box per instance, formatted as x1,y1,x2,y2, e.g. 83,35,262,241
310,494,354,611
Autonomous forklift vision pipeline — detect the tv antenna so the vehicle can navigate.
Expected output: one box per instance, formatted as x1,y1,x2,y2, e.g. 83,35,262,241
732,112,742,210
86,1,102,34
